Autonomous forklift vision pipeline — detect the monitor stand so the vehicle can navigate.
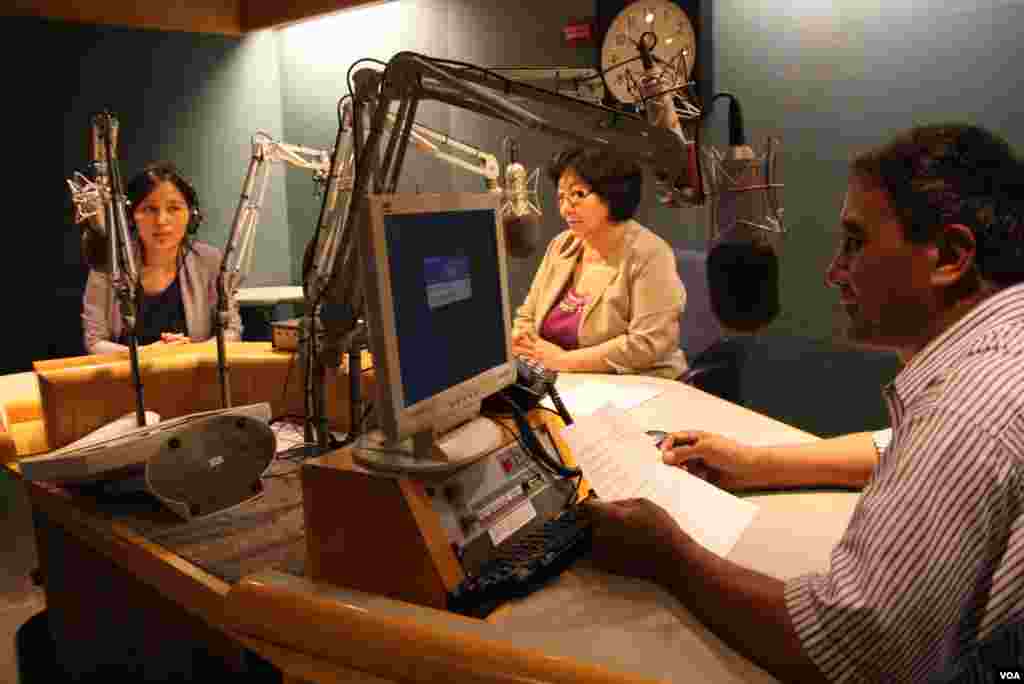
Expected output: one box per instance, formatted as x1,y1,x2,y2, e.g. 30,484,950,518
352,416,505,474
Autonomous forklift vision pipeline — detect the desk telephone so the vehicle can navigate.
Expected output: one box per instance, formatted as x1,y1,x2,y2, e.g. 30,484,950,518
489,356,573,428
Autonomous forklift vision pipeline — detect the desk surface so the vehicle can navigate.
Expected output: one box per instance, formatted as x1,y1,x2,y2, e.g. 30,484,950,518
14,372,859,683
482,374,858,683
236,286,305,306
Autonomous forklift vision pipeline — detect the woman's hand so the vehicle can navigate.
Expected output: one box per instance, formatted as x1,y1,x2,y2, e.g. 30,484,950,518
159,332,192,345
512,330,566,369
660,430,761,491
510,330,536,357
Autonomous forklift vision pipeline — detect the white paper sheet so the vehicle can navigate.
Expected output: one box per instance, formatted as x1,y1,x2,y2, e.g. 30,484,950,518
542,378,664,418
562,404,759,558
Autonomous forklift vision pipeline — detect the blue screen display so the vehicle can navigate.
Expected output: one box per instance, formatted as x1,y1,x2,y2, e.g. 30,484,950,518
382,208,507,407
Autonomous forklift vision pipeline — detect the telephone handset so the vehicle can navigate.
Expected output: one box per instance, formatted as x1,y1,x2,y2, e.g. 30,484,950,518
508,356,573,426
481,356,573,426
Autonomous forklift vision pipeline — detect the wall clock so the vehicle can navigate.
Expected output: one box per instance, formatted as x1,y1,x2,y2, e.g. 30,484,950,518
596,0,704,108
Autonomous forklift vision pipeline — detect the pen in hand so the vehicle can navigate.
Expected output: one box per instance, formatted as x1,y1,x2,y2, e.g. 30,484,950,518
656,431,713,481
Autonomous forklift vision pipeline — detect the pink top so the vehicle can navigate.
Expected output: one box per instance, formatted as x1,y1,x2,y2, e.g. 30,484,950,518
539,284,590,350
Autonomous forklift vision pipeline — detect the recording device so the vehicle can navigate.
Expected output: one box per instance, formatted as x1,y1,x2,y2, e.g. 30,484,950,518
705,95,784,333
501,139,542,259
19,403,276,520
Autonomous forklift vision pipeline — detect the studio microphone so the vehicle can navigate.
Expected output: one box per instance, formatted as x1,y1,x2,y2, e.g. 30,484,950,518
634,31,703,206
501,138,542,259
705,95,784,333
80,113,118,272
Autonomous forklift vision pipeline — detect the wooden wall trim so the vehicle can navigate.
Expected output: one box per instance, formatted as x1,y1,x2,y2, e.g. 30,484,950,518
241,0,385,32
4,0,387,35
4,0,244,36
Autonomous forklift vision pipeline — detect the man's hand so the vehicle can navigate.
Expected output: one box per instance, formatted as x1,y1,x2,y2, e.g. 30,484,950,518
581,498,690,585
660,431,760,490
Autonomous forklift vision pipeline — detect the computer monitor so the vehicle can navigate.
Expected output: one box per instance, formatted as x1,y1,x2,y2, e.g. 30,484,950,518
355,192,516,472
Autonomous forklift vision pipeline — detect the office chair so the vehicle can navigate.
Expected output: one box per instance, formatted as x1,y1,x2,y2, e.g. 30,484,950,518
930,619,1024,683
674,247,723,361
679,336,750,406
15,610,58,683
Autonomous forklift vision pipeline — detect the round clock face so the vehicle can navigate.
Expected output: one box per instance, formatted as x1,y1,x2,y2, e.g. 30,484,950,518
600,0,697,105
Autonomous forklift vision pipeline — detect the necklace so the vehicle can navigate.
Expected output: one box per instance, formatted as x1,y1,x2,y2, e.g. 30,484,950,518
559,289,586,313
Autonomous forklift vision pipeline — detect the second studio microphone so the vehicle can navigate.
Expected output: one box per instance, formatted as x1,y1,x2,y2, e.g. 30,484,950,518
501,139,542,259
81,113,118,272
706,95,783,334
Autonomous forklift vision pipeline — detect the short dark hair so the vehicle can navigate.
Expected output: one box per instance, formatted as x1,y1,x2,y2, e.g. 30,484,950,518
547,146,643,222
850,123,1024,287
125,161,203,236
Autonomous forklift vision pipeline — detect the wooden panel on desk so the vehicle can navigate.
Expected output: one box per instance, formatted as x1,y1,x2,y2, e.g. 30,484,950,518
226,570,663,684
302,410,582,613
34,342,374,449
35,345,207,450
302,447,464,610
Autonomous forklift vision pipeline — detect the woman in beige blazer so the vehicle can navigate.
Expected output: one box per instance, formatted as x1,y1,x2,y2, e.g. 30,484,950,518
512,147,686,379
82,162,241,355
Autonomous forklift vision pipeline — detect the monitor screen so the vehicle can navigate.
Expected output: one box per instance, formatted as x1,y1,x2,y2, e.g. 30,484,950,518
362,193,515,443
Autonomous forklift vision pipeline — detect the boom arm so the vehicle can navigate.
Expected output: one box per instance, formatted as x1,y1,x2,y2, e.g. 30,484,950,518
398,115,502,189
298,51,705,451
318,50,704,333
215,132,332,408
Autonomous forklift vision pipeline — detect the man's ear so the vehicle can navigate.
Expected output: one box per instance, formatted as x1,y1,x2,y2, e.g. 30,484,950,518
931,223,977,289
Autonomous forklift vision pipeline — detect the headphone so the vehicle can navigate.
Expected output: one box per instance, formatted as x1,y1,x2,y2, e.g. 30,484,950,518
126,162,204,236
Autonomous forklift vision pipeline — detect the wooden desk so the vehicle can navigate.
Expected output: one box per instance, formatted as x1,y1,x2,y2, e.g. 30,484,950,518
32,341,371,451
11,374,860,683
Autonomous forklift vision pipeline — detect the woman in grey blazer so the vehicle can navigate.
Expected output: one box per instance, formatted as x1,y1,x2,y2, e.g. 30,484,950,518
82,162,242,355
512,147,686,379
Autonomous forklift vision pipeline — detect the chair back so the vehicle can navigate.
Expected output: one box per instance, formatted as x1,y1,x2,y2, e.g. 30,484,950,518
929,619,1024,683
674,247,722,361
680,337,749,405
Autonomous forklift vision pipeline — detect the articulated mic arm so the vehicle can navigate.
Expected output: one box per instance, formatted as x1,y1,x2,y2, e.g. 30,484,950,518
216,133,332,408
315,51,704,339
297,51,705,449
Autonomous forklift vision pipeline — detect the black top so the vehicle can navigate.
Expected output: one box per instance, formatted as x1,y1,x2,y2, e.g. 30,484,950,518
123,277,188,346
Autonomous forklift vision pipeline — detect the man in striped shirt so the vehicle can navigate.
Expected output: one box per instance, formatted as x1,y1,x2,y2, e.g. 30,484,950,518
583,123,1024,682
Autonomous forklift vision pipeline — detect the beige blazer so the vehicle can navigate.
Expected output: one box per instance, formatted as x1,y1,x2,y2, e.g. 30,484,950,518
82,240,242,355
514,220,687,379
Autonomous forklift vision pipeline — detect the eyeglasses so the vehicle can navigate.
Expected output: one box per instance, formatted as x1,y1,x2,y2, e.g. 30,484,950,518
556,188,594,207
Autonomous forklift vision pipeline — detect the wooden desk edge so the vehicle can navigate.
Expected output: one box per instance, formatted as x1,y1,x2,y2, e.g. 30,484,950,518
18,471,231,625
225,572,666,684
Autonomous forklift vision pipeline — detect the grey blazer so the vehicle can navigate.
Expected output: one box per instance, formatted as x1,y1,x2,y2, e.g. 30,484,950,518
82,240,242,355
513,220,687,379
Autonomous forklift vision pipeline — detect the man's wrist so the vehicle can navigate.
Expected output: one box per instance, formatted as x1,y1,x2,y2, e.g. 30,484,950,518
656,528,700,596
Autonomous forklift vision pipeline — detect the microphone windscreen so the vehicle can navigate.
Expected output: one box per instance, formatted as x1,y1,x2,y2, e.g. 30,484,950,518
706,241,779,333
503,212,542,259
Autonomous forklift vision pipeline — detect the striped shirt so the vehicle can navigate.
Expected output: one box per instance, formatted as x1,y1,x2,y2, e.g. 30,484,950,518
785,282,1024,682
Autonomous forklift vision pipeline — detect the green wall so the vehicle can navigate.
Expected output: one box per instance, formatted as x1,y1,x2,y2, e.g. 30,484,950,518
703,0,1022,342
8,0,1023,381
5,16,287,373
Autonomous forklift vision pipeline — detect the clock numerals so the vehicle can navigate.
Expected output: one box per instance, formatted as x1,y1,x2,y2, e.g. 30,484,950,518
601,0,697,105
